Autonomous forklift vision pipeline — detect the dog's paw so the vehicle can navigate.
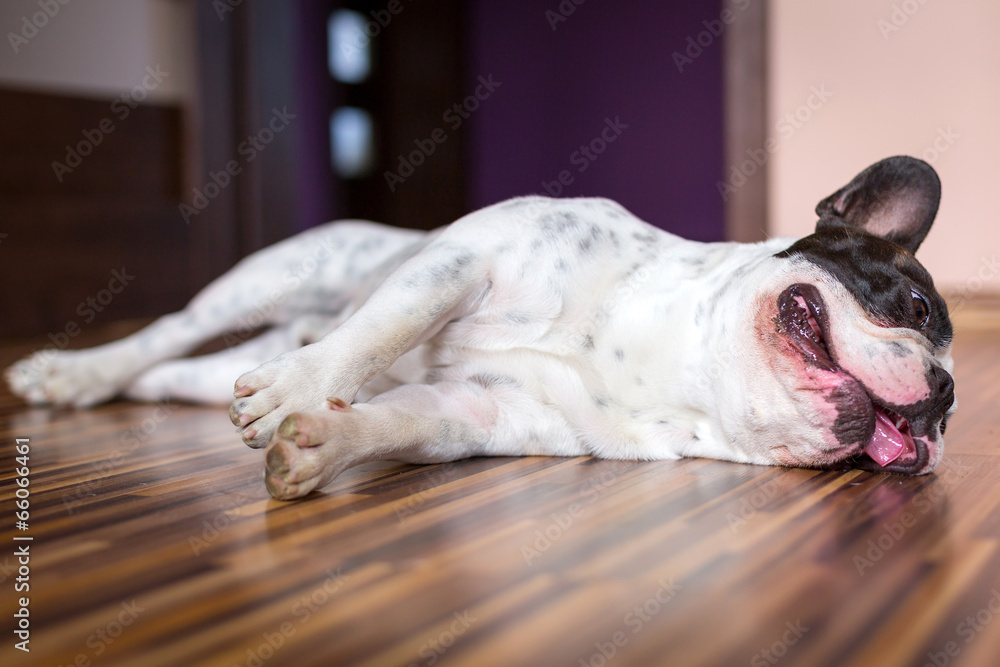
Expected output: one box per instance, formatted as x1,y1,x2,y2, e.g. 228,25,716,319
229,344,358,448
263,404,355,500
5,349,136,408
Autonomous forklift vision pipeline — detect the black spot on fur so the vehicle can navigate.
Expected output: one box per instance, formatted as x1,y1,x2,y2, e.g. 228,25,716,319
539,211,581,235
632,230,657,245
694,303,707,327
887,341,912,358
469,373,518,388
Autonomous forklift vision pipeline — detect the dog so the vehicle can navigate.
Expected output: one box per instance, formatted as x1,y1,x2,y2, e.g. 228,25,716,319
6,156,956,500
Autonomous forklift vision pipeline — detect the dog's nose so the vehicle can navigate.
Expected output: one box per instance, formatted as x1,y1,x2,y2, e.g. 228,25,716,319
930,365,955,413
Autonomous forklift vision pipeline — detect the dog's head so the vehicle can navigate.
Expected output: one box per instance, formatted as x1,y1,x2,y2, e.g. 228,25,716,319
745,156,954,475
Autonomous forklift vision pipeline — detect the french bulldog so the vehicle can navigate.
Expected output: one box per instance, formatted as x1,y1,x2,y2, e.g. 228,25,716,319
6,156,955,500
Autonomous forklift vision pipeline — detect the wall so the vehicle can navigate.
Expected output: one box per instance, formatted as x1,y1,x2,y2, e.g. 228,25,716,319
467,0,725,241
0,0,196,336
768,0,1000,298
0,0,193,102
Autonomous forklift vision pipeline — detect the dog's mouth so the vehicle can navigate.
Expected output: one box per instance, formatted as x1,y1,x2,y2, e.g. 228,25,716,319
776,284,927,474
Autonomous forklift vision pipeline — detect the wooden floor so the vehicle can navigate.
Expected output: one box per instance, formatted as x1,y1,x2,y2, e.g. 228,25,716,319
2,311,1000,667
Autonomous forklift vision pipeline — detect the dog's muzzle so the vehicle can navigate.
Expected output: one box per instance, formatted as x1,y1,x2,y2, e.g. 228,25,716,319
776,283,952,474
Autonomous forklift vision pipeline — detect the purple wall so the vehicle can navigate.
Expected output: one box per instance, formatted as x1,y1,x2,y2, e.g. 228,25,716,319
466,0,725,241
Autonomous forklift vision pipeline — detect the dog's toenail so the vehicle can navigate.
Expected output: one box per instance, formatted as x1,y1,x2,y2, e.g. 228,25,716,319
326,397,351,411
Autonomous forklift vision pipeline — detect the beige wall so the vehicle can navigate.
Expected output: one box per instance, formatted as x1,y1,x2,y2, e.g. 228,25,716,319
0,0,194,103
767,0,1000,301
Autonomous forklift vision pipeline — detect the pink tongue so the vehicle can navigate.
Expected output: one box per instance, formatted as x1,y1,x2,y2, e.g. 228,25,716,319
864,410,908,467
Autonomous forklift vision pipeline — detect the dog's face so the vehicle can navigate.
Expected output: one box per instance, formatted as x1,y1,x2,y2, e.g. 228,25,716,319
738,157,955,474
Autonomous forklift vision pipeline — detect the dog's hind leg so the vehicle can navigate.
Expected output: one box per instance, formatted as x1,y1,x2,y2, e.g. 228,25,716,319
5,221,425,408
124,315,339,404
229,225,489,448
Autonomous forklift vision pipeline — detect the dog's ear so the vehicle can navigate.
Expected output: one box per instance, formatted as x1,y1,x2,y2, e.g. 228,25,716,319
814,156,941,254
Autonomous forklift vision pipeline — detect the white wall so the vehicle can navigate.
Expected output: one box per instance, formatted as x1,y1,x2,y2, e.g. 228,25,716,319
0,0,194,103
768,0,1000,299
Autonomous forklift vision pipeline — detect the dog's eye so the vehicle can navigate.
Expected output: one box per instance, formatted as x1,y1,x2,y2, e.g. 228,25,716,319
912,290,930,327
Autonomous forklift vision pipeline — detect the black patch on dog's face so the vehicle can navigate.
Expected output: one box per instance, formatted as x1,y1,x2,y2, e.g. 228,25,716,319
777,227,952,349
777,156,952,349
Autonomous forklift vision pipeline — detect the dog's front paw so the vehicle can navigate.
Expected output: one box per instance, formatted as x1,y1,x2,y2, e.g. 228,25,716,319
229,344,357,448
5,349,136,408
263,403,356,500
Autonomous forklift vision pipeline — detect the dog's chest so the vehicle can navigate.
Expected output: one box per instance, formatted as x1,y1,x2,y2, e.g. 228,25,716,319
417,206,772,450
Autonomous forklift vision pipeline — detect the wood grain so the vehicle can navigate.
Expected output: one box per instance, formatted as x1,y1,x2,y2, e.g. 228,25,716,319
1,316,999,667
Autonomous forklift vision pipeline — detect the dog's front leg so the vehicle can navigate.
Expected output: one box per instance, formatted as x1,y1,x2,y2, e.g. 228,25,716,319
261,382,493,499
229,240,487,448
262,378,582,500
